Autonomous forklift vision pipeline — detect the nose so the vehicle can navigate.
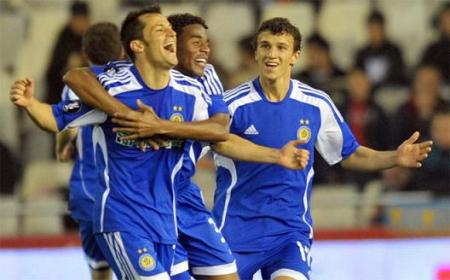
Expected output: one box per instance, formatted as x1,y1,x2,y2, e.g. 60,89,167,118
166,27,176,38
200,42,210,55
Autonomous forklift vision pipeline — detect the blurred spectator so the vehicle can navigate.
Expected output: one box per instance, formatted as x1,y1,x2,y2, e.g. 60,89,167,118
0,0,29,75
208,39,232,90
420,2,450,84
229,34,258,88
354,10,405,87
340,68,391,189
294,33,346,103
44,0,90,105
393,65,448,145
0,142,21,195
412,110,450,197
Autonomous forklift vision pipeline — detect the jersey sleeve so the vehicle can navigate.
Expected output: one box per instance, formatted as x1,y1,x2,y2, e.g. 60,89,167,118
199,64,229,116
192,92,210,122
60,85,79,101
51,100,107,131
315,98,359,165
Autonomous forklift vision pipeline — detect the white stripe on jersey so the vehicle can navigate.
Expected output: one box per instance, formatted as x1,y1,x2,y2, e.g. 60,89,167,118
65,109,107,129
200,64,223,96
213,154,238,231
303,168,314,239
76,129,95,201
227,87,261,116
223,83,251,103
104,233,128,279
114,232,140,278
170,155,185,237
61,86,79,101
92,126,110,233
169,74,209,121
98,67,143,96
290,87,344,165
296,81,344,122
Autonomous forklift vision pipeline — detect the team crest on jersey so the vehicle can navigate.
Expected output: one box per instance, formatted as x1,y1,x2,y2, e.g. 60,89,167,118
297,119,311,143
138,253,155,271
170,113,184,123
63,101,81,113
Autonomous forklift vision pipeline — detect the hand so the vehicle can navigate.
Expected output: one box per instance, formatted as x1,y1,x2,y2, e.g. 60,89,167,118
56,142,75,162
112,99,162,140
137,137,170,151
396,131,433,168
277,139,310,170
10,78,35,108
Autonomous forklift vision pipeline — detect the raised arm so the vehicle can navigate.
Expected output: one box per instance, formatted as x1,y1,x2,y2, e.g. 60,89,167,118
63,67,130,115
341,131,433,171
10,78,58,132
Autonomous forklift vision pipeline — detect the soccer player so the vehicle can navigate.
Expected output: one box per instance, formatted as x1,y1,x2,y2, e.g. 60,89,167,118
10,22,123,280
211,18,433,280
62,11,309,280
11,6,211,279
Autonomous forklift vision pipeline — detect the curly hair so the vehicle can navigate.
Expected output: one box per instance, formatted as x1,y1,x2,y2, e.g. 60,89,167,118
167,13,208,37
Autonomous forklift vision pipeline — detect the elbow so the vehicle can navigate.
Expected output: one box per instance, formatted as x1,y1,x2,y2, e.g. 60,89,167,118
62,67,90,88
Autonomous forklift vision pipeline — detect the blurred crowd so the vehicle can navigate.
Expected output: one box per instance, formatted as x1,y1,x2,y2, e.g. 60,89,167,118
0,0,449,229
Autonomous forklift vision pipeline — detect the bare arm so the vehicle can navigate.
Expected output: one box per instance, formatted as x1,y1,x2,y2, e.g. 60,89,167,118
212,134,309,169
10,78,58,132
63,67,130,115
341,132,433,171
55,128,78,161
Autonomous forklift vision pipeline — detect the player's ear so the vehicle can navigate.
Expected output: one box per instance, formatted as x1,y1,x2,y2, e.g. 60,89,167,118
130,40,145,55
290,50,300,67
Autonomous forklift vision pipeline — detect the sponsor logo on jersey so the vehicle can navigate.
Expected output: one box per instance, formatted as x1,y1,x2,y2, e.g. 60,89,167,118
138,253,155,271
63,101,81,113
297,119,311,143
244,124,259,135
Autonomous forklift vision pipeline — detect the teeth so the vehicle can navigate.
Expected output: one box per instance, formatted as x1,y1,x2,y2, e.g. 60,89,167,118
195,58,207,63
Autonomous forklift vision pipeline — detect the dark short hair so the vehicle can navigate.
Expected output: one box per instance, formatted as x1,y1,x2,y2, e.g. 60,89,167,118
367,10,385,25
82,22,122,65
307,33,330,51
254,17,302,52
120,4,162,62
70,0,89,16
167,13,208,37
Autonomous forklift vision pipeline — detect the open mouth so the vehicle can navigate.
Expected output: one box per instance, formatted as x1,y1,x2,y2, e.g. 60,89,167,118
194,57,207,67
163,42,176,54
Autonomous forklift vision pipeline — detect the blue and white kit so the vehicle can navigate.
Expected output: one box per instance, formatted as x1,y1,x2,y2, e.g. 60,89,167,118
212,77,360,279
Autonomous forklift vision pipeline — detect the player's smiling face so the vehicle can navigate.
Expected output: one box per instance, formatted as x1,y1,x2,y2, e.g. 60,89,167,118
139,13,178,69
255,31,299,81
176,24,210,78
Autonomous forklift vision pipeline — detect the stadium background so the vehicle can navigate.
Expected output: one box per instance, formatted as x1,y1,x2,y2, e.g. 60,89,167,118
0,0,449,279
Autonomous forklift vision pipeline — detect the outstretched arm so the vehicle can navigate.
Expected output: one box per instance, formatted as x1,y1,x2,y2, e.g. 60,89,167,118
112,100,229,142
10,78,58,132
212,134,309,170
341,131,433,171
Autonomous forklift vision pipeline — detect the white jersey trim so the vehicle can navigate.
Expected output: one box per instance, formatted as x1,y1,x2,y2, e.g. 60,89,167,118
303,168,314,239
170,260,189,276
270,269,308,280
191,260,237,276
213,154,238,231
92,126,109,233
227,85,262,116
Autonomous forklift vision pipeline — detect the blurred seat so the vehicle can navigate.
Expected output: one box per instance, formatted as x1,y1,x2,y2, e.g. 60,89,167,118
318,1,371,69
261,1,316,72
359,180,384,226
19,160,72,200
311,184,360,228
160,2,201,16
204,2,255,71
21,198,67,235
0,195,20,236
376,0,433,68
373,86,409,116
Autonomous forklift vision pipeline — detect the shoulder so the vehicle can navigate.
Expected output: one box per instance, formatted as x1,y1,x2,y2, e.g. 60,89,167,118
291,80,343,121
170,69,203,96
92,60,142,96
223,81,261,115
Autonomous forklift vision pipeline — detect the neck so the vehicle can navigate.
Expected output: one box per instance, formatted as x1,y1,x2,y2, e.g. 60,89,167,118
260,75,290,102
135,59,170,89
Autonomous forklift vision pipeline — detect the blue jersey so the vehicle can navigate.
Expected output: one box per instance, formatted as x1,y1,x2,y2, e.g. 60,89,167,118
212,78,359,252
52,61,209,244
175,64,229,192
60,86,96,222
